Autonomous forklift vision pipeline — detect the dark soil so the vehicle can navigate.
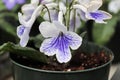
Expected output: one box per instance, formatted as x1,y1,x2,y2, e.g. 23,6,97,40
12,51,110,71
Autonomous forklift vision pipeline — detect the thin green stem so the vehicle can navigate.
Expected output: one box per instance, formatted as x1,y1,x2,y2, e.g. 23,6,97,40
73,9,76,32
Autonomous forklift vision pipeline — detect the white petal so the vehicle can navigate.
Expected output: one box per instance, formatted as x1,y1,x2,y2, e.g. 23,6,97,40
20,27,30,47
21,4,36,15
73,4,87,13
18,12,30,27
59,2,66,14
40,0,53,4
45,3,58,9
87,0,102,12
53,21,67,33
31,0,39,5
58,11,63,24
39,21,60,38
67,32,82,50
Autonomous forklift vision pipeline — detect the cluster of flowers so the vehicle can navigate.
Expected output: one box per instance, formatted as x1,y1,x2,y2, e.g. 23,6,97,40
17,0,112,63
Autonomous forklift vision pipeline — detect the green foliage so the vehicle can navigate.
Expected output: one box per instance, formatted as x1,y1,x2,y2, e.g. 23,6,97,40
93,16,118,45
0,42,48,63
30,34,45,48
0,19,17,37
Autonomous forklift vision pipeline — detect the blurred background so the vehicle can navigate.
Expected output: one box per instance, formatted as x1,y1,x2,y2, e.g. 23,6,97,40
0,0,120,80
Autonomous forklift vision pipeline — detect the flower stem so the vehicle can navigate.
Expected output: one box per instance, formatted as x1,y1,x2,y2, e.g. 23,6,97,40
73,9,76,32
66,0,71,30
43,5,52,22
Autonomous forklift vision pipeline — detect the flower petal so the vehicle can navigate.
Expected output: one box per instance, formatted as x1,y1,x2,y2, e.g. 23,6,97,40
39,21,67,38
31,0,39,5
40,33,72,63
66,32,82,50
40,0,53,4
17,25,30,47
39,21,60,38
17,25,25,38
40,38,57,56
56,47,71,63
78,0,102,12
86,10,112,23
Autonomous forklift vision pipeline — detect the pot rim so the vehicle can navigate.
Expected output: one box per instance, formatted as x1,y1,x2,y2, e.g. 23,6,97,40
11,50,114,74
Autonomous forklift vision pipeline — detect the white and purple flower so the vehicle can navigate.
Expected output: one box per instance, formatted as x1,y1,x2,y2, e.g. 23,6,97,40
39,21,82,63
2,0,26,10
74,0,112,23
17,3,45,47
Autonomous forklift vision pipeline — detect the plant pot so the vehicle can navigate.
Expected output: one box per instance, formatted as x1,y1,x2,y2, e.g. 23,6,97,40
10,42,114,80
0,52,12,80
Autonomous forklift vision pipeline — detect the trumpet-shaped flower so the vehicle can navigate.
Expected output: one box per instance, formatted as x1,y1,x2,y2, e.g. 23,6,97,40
39,21,82,63
108,0,120,13
74,0,112,23
2,0,26,10
17,4,45,47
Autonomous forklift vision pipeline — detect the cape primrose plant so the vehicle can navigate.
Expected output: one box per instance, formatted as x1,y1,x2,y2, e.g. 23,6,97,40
16,0,112,63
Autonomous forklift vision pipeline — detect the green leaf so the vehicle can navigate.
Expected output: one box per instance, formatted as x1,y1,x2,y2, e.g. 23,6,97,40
0,42,48,63
93,16,118,45
80,31,87,38
0,1,6,11
0,19,16,37
30,34,45,48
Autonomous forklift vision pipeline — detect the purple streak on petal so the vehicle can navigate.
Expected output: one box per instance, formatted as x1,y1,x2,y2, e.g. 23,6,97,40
17,25,25,38
89,10,110,20
16,0,26,4
67,32,82,50
17,25,30,47
40,32,74,63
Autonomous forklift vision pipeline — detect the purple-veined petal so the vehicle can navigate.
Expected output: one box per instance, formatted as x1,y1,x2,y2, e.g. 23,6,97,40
86,10,112,23
40,32,73,63
66,32,82,50
39,21,67,38
16,0,25,4
40,29,82,63
17,25,30,47
56,47,71,63
2,0,16,10
40,38,58,56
